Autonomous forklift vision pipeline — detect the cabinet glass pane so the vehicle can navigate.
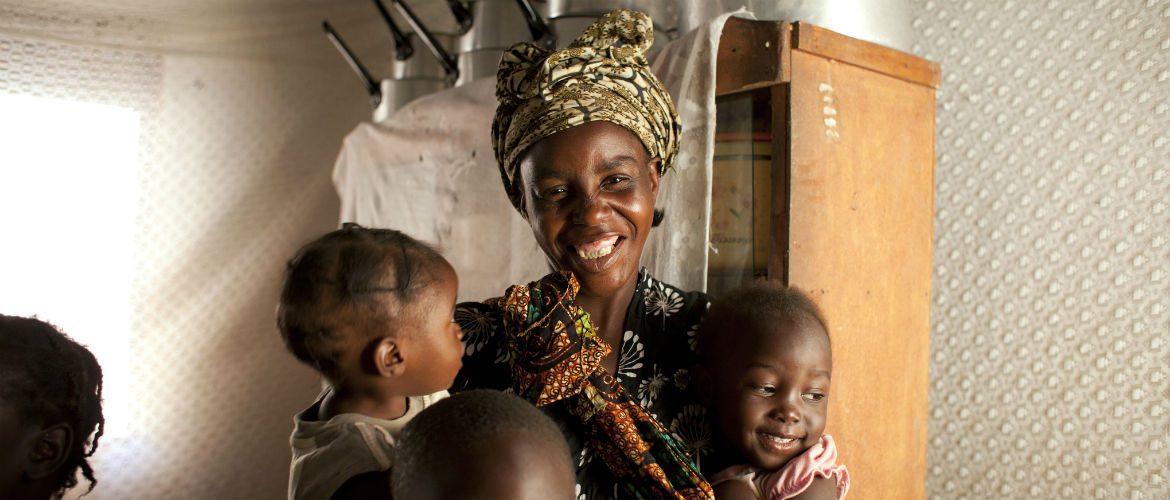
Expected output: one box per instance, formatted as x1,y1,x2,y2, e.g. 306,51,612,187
708,89,772,297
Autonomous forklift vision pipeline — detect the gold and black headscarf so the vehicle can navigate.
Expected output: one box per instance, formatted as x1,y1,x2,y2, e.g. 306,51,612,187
492,9,681,211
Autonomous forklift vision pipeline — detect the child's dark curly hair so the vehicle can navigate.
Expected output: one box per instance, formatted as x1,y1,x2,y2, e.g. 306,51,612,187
696,281,830,362
0,315,105,499
277,223,446,380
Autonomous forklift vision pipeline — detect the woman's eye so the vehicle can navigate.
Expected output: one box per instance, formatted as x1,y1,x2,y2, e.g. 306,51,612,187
540,186,568,199
602,175,631,189
803,392,826,402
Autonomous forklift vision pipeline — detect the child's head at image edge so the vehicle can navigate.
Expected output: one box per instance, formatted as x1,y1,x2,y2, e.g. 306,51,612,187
697,281,833,472
277,223,463,397
391,389,576,500
0,315,105,500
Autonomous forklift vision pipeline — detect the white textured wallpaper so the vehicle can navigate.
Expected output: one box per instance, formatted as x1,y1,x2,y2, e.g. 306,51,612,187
911,1,1170,498
0,30,369,500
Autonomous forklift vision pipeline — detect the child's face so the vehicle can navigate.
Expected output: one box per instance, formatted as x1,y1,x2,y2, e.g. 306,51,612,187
399,261,464,395
710,316,832,471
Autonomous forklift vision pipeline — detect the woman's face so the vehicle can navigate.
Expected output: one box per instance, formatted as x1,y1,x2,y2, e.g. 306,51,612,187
517,121,660,297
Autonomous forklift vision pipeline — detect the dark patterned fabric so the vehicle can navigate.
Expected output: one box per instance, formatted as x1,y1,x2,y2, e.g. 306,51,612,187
455,269,713,499
492,9,682,211
500,271,711,499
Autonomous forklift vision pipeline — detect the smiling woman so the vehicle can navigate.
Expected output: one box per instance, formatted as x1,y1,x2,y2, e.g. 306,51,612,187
452,10,715,499
517,121,661,325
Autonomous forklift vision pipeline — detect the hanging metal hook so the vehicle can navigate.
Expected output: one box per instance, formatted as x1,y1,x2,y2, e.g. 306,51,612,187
391,0,460,86
322,20,381,106
513,0,555,49
447,0,474,35
370,0,414,61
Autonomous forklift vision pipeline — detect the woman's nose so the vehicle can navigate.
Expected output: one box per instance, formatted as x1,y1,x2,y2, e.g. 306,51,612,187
570,193,611,225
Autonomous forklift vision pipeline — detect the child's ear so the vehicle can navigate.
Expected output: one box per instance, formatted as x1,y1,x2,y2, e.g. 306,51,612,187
25,424,72,480
372,337,406,378
694,364,714,406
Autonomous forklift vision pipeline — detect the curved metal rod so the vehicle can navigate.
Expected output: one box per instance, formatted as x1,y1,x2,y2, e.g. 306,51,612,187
371,0,414,61
514,0,555,48
391,0,460,85
322,20,381,106
447,0,473,35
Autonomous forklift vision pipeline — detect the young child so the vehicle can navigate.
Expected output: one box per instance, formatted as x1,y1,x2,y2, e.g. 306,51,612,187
277,223,464,500
0,315,105,500
696,282,850,500
391,389,576,500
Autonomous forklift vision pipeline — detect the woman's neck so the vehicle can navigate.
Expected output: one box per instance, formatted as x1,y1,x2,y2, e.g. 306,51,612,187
576,274,639,361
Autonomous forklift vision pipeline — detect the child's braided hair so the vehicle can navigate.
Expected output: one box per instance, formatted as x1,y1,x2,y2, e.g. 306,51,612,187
0,314,105,499
277,223,446,379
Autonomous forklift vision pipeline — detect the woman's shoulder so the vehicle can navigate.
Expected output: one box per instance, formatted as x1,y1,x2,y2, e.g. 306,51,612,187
637,270,711,326
641,270,710,301
454,298,506,353
452,298,511,392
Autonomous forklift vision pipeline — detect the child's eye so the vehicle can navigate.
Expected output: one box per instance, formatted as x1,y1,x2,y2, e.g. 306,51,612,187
802,392,826,403
751,384,776,396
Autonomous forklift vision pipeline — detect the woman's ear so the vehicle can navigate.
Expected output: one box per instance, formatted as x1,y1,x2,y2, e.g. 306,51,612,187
518,193,529,219
25,424,72,480
372,337,406,378
647,157,662,196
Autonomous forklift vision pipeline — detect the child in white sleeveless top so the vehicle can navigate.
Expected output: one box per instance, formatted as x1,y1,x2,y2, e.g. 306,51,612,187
696,282,850,500
276,223,464,500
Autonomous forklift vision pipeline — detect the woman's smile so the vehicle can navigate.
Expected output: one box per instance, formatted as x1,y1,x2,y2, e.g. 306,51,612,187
518,121,660,297
565,234,626,273
573,234,621,260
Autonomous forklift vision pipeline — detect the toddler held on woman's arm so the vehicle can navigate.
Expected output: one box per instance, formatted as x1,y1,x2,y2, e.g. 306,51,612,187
276,223,464,500
696,283,850,500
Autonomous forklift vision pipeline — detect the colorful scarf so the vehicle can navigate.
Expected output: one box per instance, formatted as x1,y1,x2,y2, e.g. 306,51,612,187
492,9,682,211
502,271,713,499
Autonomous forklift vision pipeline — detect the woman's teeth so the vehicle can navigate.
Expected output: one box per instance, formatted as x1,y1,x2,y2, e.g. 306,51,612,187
575,236,619,260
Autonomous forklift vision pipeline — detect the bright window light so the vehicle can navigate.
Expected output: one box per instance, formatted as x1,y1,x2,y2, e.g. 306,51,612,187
0,93,140,439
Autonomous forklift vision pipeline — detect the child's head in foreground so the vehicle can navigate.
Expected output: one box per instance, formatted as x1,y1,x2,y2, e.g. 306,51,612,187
0,315,105,500
277,223,463,397
392,389,576,500
697,282,832,472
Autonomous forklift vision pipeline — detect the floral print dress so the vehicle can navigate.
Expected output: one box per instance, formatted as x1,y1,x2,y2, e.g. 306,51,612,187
453,269,712,499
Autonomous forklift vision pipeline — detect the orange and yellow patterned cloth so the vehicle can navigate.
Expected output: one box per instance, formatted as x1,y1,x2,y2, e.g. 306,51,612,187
501,271,712,500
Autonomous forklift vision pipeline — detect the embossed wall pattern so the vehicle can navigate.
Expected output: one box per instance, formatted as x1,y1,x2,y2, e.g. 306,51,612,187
0,32,369,499
910,1,1170,498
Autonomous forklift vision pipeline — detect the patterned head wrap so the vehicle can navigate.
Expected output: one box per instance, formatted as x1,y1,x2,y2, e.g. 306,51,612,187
492,9,682,211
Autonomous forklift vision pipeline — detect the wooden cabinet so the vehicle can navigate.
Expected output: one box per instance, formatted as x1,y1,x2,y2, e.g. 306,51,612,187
709,19,939,500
